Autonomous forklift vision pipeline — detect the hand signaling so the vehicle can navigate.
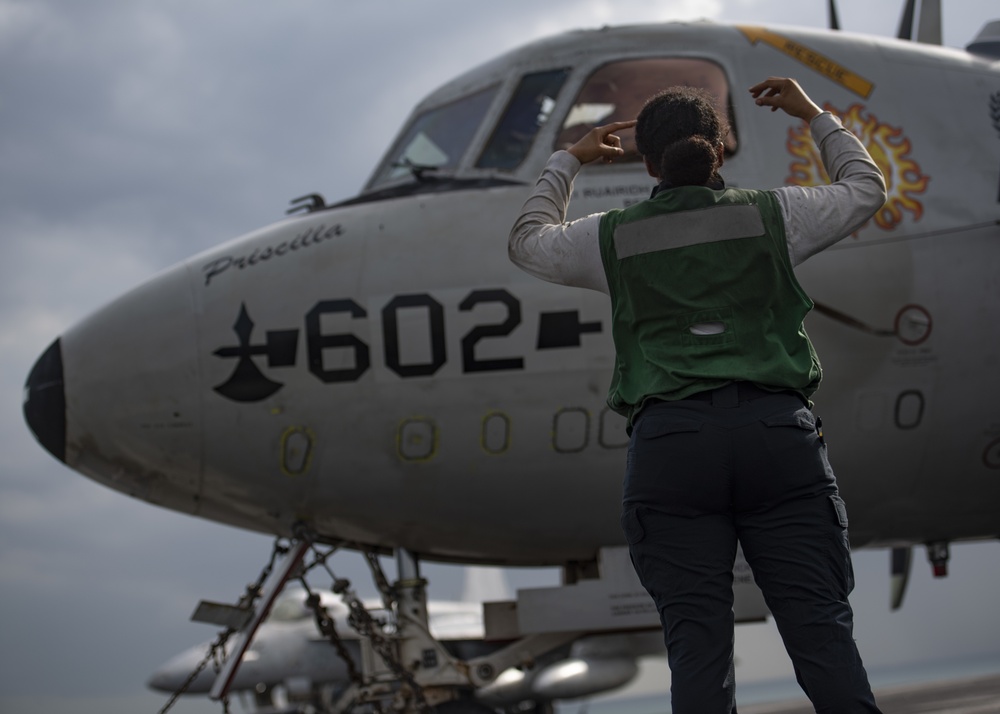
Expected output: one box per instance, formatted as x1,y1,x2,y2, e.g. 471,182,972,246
567,119,637,165
749,77,823,122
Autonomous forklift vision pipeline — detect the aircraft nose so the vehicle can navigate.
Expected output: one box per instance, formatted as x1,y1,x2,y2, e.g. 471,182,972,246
147,644,216,693
23,338,66,463
24,261,208,517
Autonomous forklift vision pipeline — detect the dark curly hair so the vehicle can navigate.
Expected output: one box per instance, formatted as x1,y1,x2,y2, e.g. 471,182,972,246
635,87,728,187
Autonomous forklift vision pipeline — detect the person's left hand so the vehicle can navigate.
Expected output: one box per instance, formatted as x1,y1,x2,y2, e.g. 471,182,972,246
567,119,637,164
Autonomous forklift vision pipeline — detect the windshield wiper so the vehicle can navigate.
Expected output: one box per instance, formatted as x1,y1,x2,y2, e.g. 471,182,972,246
391,158,442,183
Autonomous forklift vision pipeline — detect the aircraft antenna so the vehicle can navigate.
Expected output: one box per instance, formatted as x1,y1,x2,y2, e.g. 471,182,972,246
828,0,840,31
916,0,942,45
890,546,912,610
897,0,916,40
897,0,942,44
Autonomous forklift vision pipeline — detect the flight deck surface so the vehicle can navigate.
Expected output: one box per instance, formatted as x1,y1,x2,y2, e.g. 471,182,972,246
561,671,1000,713
741,672,1000,713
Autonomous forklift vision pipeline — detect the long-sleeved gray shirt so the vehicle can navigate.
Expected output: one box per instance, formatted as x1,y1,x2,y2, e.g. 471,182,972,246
509,112,887,294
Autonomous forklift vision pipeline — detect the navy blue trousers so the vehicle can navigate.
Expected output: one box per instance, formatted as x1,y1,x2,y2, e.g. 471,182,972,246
620,384,882,713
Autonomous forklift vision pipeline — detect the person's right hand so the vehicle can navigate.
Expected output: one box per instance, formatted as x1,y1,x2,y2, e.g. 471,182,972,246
566,120,637,164
749,77,823,122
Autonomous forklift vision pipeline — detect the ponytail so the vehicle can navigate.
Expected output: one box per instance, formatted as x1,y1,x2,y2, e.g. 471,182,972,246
657,135,718,186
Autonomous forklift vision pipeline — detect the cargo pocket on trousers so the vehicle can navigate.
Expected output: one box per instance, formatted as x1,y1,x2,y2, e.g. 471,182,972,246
621,507,645,545
621,506,646,587
620,507,647,578
829,494,849,529
827,494,855,594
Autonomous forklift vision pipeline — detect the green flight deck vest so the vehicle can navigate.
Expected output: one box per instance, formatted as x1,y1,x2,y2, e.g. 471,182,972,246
598,185,821,424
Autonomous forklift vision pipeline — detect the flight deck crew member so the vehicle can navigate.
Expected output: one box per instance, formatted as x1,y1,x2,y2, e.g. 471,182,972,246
508,77,887,713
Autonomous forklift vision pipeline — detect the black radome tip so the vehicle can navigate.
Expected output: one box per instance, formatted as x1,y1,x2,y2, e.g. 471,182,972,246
23,338,66,463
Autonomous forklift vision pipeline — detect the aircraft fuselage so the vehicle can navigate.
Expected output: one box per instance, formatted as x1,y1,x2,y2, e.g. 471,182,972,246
24,21,1000,564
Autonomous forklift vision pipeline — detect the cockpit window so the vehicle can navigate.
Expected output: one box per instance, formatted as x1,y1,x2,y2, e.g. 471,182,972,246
476,69,570,170
554,58,737,162
369,85,500,188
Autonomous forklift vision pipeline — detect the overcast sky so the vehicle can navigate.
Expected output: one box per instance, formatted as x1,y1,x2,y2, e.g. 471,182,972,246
2,2,999,713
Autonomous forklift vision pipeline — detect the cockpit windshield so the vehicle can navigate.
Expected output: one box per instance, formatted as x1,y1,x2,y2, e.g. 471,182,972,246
368,85,500,188
364,58,736,192
476,69,570,170
554,58,738,162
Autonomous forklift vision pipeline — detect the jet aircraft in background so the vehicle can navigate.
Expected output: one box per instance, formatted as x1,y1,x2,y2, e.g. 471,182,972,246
22,0,1000,711
149,569,664,713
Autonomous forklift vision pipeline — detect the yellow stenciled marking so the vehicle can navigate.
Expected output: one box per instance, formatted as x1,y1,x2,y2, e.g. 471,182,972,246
481,411,512,455
738,26,874,99
280,425,315,477
551,407,591,454
396,416,439,463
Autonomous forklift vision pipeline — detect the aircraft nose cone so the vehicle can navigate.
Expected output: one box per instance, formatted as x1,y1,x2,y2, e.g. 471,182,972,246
147,644,217,693
23,338,66,463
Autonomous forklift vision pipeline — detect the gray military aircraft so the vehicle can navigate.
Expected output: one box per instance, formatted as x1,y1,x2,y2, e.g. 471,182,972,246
21,0,1000,711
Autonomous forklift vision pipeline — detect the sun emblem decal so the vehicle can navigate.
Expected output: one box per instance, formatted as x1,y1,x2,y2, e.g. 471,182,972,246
786,103,929,231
